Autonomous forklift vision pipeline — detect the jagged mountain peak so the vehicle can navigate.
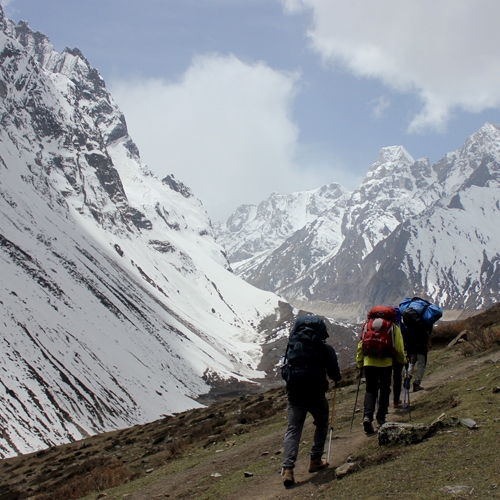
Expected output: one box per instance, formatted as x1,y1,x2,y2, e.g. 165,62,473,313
432,122,500,194
350,144,434,219
461,122,500,160
3,13,56,71
376,145,414,165
363,145,419,187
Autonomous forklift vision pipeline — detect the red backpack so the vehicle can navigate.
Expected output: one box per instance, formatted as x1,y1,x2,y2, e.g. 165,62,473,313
361,306,397,358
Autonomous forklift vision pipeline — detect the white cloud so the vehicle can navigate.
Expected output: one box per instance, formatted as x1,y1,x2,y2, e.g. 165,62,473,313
281,0,500,132
111,54,339,221
371,95,391,119
0,0,15,9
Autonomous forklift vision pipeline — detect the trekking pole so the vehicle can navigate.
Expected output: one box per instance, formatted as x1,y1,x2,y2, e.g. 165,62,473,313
327,386,338,464
350,368,363,432
407,383,412,421
403,367,412,421
403,378,407,409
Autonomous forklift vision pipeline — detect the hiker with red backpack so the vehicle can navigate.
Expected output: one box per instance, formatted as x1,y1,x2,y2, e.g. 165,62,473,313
400,297,443,392
356,305,407,434
280,315,341,487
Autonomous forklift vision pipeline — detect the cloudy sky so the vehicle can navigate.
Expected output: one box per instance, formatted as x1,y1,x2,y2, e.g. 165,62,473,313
4,0,500,221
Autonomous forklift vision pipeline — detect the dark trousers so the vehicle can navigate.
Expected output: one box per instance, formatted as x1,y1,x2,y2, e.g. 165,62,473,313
392,360,405,404
282,395,329,470
363,365,392,423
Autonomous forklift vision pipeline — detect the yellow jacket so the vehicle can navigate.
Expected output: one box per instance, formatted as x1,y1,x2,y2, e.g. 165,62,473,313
356,323,407,368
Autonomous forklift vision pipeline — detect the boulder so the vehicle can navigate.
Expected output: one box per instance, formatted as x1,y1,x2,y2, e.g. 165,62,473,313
377,422,433,445
378,414,459,446
335,462,359,478
447,330,469,348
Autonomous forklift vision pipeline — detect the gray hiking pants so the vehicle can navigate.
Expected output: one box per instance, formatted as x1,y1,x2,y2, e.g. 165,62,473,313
282,395,329,470
408,353,427,384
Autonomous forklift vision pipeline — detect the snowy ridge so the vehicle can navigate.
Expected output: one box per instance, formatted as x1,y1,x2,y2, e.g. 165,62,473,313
215,183,350,271
219,125,500,320
0,8,289,458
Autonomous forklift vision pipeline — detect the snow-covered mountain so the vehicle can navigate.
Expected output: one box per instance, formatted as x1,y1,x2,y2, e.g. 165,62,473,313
0,8,302,458
217,125,500,321
214,184,350,285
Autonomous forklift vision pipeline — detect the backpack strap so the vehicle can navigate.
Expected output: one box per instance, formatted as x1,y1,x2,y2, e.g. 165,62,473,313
360,321,367,341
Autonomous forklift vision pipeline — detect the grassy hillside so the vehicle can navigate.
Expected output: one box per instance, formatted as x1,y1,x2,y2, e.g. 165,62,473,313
1,305,500,500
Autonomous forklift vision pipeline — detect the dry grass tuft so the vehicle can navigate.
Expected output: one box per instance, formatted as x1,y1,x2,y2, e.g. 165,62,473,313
432,320,470,344
36,461,128,500
433,303,500,357
460,327,500,357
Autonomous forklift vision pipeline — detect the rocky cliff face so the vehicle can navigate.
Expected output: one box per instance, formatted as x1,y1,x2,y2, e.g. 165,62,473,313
217,125,500,321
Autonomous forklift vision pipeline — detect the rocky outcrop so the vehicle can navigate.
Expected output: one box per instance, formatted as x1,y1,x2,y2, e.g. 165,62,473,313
377,414,460,446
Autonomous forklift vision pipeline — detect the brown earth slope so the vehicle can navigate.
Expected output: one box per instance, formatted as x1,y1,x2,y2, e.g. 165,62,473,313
1,305,500,500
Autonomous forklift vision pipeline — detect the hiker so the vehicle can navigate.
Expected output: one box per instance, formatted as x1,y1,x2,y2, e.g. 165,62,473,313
400,297,443,392
405,321,432,392
356,306,407,434
280,315,341,487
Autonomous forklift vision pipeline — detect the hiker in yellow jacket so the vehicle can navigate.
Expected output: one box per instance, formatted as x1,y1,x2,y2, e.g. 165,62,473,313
356,309,407,434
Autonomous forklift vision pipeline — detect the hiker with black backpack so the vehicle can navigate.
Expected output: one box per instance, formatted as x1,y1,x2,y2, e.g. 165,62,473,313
356,306,407,434
280,315,341,487
400,297,443,392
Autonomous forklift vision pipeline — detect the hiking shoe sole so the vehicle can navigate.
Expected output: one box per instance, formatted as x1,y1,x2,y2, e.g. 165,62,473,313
309,464,328,473
363,419,375,434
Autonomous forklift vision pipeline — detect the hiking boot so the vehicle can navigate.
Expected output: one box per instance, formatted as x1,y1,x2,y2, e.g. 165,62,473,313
413,382,424,392
282,468,295,487
393,400,402,408
363,417,375,434
376,419,386,428
309,456,328,473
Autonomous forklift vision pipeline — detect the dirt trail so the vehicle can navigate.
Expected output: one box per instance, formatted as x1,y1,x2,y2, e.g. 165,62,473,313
127,348,500,500
127,422,368,500
228,428,368,500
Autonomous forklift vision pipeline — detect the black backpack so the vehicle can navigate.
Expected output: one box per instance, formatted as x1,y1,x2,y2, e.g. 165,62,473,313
401,304,433,352
281,316,329,394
